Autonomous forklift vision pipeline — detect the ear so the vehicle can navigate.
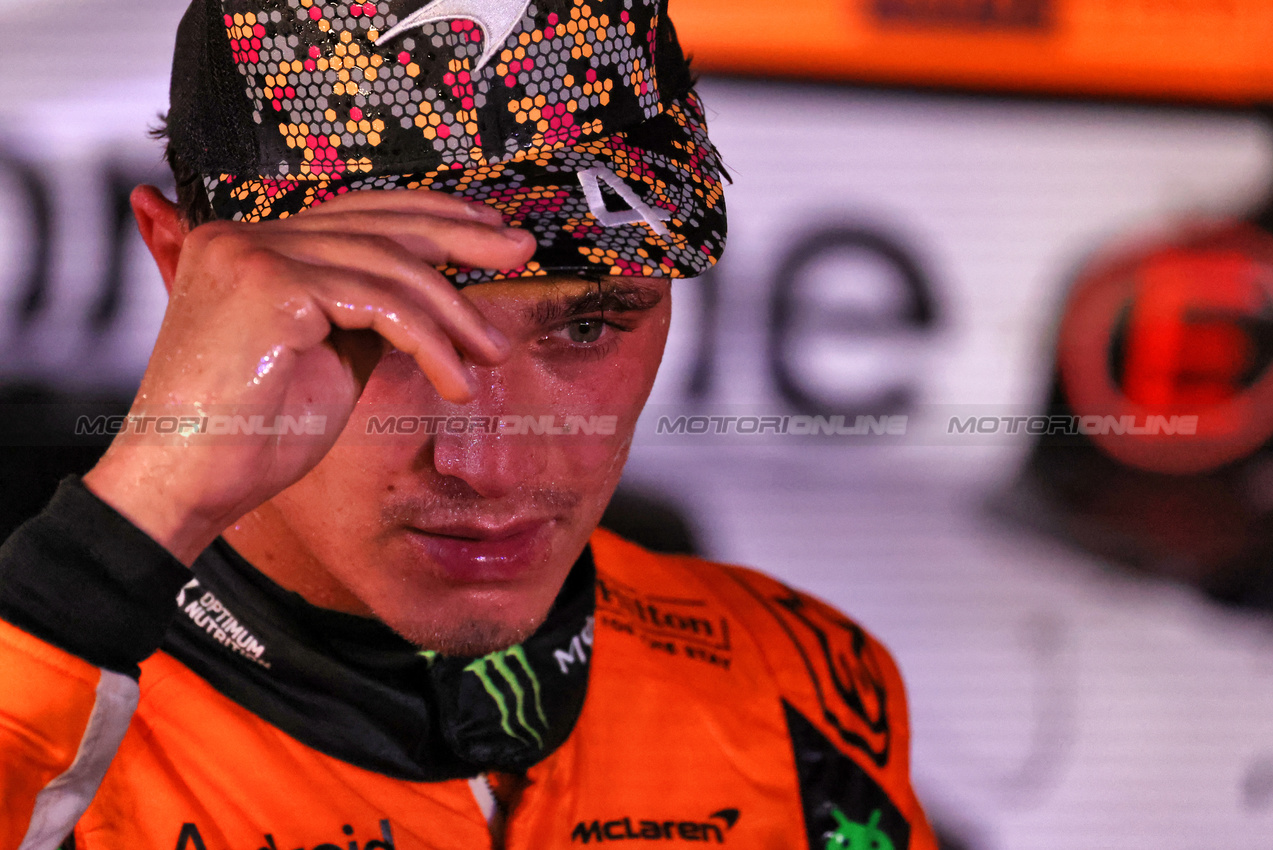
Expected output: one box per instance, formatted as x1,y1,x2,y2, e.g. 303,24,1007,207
130,185,188,294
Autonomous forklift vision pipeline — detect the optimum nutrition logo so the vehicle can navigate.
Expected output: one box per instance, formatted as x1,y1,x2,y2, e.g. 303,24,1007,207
465,646,549,747
572,809,740,844
176,580,270,669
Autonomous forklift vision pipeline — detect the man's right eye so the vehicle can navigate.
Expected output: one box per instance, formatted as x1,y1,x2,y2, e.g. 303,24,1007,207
565,319,605,344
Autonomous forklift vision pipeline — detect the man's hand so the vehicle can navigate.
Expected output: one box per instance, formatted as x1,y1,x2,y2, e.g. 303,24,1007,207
83,187,536,565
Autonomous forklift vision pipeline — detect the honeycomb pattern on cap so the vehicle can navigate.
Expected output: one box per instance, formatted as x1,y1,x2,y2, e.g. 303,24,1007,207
207,92,726,284
186,0,727,283
219,0,670,177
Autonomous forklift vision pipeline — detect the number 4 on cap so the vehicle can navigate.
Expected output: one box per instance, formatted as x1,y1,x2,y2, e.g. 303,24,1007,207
578,166,671,239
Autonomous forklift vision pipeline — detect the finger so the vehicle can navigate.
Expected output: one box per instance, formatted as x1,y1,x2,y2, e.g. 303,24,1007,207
273,210,537,271
262,230,521,365
277,257,478,402
324,296,476,403
290,187,505,226
186,226,510,370
271,231,512,365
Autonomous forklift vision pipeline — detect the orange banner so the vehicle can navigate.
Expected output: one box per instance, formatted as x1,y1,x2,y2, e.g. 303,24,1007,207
672,0,1273,104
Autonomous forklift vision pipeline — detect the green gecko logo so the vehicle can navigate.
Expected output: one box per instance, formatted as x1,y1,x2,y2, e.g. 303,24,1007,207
824,809,893,850
464,645,549,747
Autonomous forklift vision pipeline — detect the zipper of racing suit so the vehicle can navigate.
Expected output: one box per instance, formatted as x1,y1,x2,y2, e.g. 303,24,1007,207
469,773,507,849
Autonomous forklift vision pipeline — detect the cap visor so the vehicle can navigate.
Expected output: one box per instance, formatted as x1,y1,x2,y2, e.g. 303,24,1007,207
205,92,726,284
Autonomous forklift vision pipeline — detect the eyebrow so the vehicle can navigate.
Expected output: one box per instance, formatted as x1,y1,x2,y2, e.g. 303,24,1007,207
527,281,665,325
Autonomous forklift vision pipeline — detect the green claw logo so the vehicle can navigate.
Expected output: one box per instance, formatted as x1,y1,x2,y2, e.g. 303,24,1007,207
465,646,549,747
824,809,894,850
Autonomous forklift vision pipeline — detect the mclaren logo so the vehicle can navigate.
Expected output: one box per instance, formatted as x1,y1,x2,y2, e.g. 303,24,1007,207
376,0,533,71
465,645,549,746
571,809,740,844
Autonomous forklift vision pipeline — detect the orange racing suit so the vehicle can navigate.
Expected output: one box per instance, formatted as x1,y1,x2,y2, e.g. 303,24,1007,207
0,479,936,849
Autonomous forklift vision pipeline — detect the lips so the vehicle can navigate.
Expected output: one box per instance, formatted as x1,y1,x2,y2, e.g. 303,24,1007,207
403,519,552,583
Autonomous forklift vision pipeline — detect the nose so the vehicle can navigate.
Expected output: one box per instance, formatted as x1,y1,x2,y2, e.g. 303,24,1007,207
430,428,545,499
428,368,548,498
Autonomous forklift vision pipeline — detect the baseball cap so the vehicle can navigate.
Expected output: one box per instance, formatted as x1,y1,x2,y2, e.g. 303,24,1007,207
167,0,728,286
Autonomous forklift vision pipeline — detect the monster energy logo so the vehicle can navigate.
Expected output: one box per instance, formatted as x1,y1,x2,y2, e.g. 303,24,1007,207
824,809,893,850
465,645,549,747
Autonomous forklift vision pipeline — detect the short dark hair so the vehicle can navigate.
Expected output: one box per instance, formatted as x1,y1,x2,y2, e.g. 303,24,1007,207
152,114,216,228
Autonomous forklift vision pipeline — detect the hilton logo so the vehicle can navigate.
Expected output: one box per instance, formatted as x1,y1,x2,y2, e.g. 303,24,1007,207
872,0,1050,29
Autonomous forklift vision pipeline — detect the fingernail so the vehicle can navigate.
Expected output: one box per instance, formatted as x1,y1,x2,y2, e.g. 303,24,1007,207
486,325,511,355
467,203,503,224
503,228,536,246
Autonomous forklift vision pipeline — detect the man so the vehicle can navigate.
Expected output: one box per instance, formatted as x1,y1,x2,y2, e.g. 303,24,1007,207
0,0,936,847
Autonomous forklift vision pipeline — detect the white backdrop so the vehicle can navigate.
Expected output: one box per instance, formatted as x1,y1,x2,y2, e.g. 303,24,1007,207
631,81,1273,848
2,1,1273,846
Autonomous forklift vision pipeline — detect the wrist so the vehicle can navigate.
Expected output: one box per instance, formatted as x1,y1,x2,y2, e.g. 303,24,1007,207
83,452,228,566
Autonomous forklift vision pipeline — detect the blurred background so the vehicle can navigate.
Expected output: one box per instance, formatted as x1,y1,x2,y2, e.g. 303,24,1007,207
3,0,1273,846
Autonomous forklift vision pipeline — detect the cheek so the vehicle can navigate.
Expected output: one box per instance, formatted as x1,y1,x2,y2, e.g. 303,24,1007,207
354,348,437,407
535,335,665,498
278,354,433,532
535,322,669,412
274,448,388,544
601,331,668,433
334,350,433,466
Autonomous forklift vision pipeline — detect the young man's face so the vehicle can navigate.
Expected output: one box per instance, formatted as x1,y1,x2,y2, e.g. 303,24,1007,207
224,274,672,655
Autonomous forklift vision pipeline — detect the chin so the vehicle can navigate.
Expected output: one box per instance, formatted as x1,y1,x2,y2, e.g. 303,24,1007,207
369,584,554,658
350,522,588,657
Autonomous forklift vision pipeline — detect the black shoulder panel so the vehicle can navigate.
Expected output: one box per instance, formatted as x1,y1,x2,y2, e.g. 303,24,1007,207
784,702,912,850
